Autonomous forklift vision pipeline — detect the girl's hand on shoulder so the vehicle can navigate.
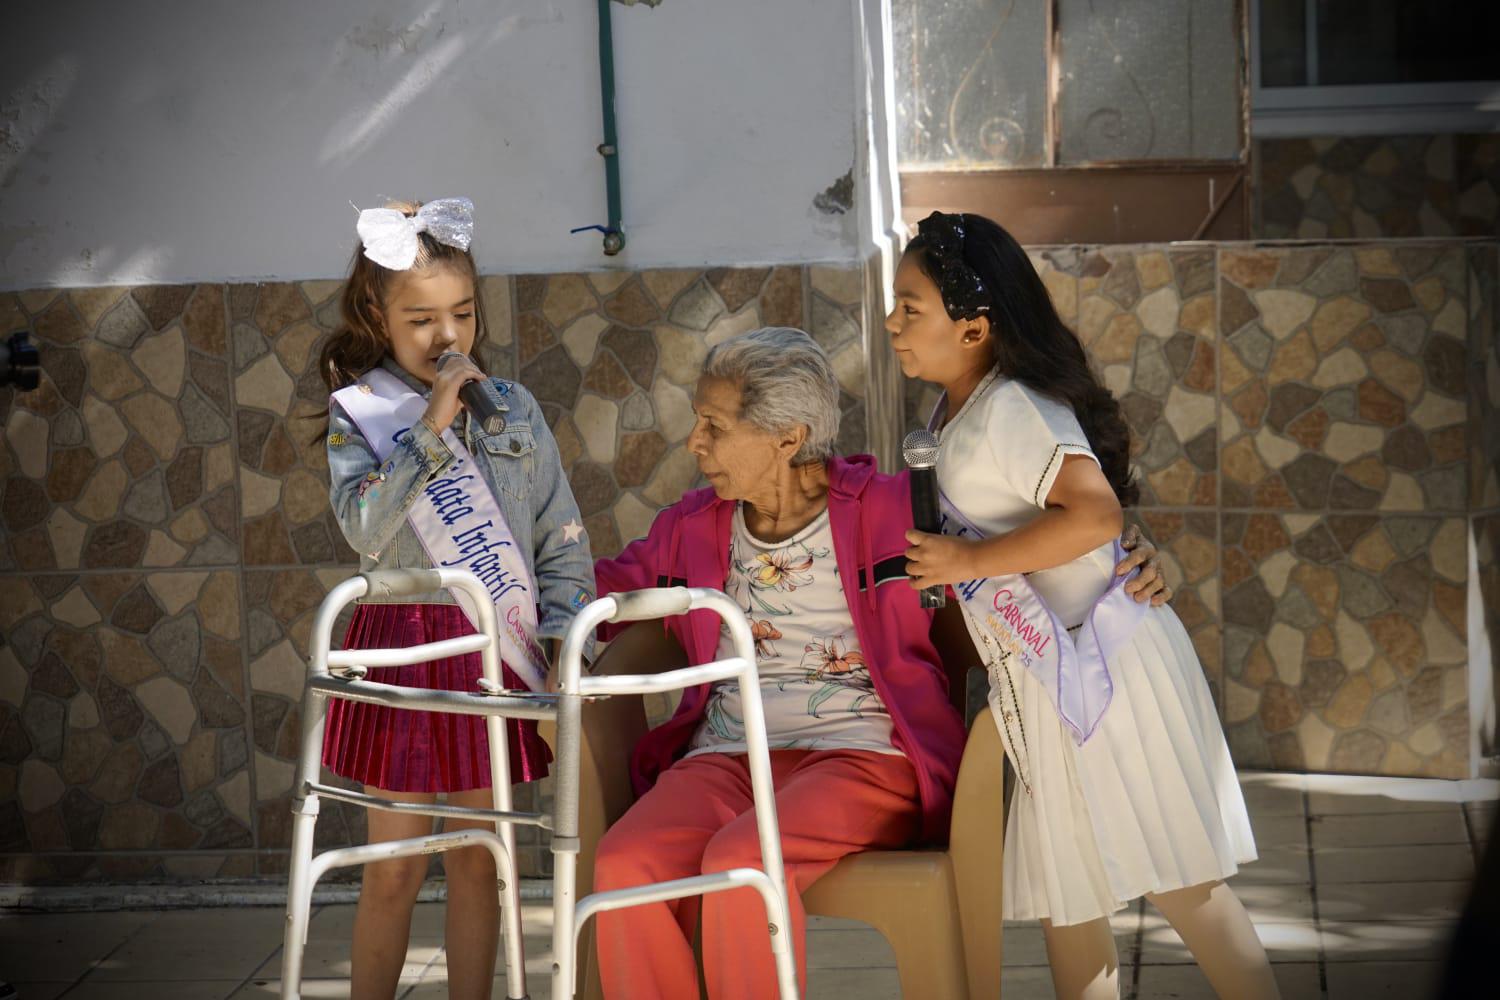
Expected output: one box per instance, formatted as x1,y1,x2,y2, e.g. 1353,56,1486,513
905,530,982,591
422,354,485,434
1116,523,1172,606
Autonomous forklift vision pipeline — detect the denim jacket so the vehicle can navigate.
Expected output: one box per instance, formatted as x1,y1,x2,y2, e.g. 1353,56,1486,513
327,356,596,651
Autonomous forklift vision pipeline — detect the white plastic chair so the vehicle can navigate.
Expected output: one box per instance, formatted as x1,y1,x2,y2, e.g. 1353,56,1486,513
280,568,797,999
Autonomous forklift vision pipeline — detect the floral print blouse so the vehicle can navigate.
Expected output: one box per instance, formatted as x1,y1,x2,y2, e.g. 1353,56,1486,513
687,505,901,758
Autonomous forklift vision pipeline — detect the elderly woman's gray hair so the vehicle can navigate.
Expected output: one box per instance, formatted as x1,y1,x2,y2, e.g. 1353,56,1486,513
702,327,840,465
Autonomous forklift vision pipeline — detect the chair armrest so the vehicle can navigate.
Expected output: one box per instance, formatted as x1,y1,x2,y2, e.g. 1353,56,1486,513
949,705,1005,1000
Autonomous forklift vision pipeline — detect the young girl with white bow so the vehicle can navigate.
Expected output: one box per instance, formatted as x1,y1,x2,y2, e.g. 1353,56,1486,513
892,212,1278,1000
317,198,595,1000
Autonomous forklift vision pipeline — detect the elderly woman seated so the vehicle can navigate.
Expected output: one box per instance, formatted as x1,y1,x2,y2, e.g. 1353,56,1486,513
588,327,1164,999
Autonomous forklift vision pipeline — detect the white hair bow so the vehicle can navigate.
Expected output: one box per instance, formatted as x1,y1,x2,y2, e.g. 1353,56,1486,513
355,197,475,270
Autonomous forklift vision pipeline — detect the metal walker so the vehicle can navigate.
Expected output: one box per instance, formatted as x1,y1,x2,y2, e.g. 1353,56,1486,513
281,568,798,999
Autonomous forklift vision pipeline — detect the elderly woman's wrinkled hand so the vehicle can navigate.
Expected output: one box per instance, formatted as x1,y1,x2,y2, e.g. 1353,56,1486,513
904,529,982,591
1116,523,1171,606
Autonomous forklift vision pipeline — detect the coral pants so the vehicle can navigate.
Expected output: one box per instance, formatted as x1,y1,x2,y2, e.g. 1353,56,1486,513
593,748,921,999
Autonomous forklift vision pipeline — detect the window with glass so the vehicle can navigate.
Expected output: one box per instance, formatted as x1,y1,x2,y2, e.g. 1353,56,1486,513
1252,0,1500,135
894,0,1245,169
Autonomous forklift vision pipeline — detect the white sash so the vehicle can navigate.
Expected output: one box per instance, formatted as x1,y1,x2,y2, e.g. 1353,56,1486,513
940,494,1147,746
332,369,549,691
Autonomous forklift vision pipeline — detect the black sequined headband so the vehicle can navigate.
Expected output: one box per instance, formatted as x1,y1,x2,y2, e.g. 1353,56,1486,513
915,211,992,322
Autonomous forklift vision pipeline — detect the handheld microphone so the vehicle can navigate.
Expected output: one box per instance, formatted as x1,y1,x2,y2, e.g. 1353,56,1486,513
902,429,946,609
437,351,507,435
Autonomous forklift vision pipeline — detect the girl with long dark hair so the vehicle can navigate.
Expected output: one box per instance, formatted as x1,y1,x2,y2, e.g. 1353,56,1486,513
893,212,1277,1000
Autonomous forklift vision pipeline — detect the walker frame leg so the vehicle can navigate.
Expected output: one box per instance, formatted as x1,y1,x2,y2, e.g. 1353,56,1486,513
281,681,329,1000
487,712,528,999
550,586,799,1000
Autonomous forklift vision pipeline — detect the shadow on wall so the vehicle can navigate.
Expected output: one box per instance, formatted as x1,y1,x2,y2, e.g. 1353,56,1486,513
0,1,564,289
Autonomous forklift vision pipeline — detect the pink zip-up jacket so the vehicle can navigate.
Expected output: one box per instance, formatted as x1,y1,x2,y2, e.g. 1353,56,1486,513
593,454,968,845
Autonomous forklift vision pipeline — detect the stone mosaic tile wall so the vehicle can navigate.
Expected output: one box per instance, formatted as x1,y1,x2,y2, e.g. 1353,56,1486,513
1071,249,1225,705
1217,245,1470,512
1257,134,1500,239
1216,246,1474,776
3,243,1496,881
3,284,259,881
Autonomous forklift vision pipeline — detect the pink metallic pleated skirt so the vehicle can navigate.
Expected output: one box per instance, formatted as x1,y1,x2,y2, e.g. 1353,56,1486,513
321,602,550,793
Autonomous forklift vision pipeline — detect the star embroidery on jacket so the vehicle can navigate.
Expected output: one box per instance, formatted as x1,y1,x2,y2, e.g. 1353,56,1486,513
561,519,585,544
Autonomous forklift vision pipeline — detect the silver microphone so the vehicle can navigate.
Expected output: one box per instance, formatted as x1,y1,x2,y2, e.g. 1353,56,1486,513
902,429,946,609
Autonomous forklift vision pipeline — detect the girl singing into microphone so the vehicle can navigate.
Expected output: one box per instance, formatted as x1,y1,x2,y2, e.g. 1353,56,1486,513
317,198,595,1000
891,212,1277,1000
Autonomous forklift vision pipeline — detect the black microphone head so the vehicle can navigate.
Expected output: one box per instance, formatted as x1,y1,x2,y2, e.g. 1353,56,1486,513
902,429,940,470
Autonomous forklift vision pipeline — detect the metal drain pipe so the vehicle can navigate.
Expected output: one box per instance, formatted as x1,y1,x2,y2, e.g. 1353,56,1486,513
583,0,626,255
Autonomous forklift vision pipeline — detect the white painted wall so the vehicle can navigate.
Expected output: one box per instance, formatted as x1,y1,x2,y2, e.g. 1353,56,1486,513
0,0,861,290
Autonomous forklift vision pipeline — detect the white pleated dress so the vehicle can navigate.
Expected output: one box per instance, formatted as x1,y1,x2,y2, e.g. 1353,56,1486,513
935,372,1256,927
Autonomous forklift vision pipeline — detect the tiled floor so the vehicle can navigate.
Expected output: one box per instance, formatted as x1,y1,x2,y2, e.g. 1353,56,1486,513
3,772,1494,999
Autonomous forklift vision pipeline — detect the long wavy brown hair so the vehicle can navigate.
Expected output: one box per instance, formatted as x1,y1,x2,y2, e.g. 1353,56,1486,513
317,199,492,394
